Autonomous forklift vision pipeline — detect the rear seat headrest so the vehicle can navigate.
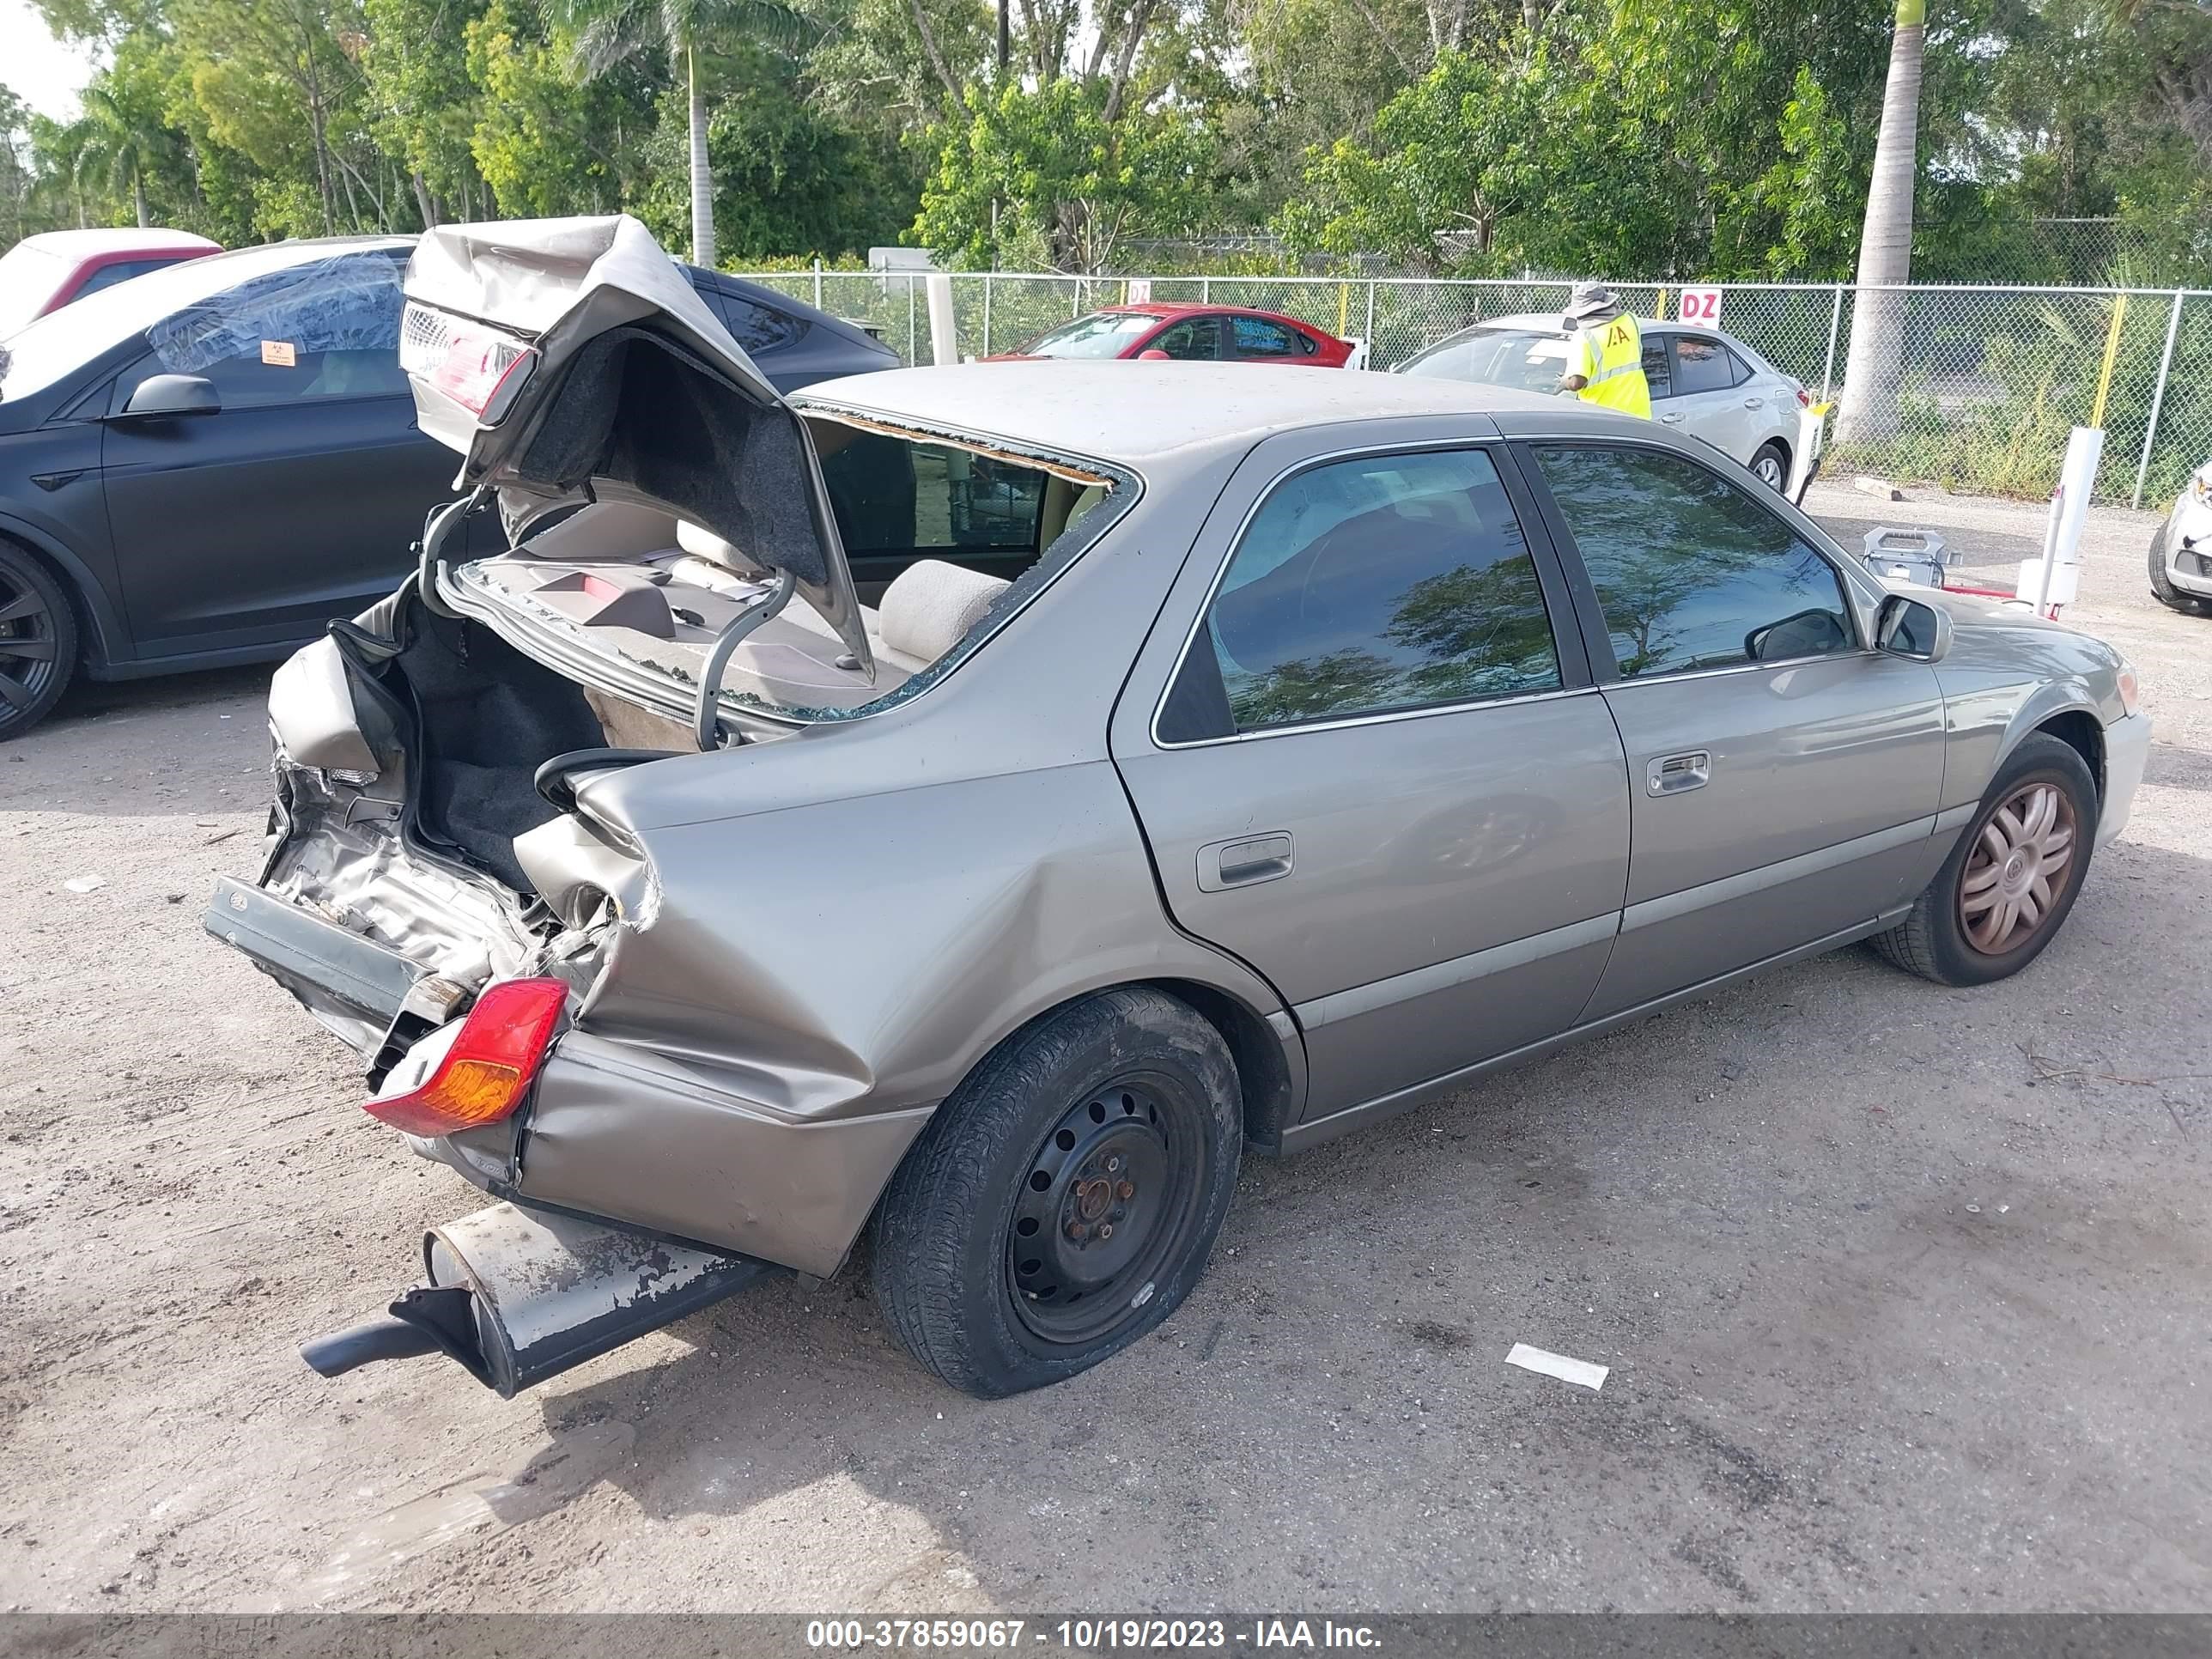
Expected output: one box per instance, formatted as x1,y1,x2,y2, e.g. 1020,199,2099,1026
677,520,769,578
879,559,1011,665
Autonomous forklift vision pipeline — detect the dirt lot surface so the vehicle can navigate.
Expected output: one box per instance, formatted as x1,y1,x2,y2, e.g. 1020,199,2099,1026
2,484,2207,1614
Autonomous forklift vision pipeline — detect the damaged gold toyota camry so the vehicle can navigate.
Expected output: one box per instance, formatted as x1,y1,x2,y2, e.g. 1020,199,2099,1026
210,216,2148,1401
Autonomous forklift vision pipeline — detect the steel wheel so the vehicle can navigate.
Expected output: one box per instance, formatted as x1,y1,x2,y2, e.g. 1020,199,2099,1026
1959,781,2076,955
1005,1073,1204,1347
0,564,62,720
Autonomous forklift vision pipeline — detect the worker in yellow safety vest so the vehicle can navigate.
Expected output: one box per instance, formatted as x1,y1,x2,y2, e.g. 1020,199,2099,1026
1557,283,1651,419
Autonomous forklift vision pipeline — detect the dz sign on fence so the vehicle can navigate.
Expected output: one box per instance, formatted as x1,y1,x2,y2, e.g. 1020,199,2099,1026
1678,285,1723,325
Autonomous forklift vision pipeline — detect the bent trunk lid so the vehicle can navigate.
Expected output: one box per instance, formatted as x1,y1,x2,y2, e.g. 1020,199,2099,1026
403,214,872,676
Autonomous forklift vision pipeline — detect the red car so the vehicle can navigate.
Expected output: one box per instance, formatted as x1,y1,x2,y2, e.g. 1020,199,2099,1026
0,228,222,337
988,303,1358,367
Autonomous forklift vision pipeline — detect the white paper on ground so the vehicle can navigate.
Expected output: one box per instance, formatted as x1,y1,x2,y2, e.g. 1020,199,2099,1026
1506,1342,1608,1391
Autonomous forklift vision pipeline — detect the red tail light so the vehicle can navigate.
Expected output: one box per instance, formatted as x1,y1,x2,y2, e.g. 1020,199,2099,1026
400,302,536,420
1795,386,1813,409
363,978,568,1138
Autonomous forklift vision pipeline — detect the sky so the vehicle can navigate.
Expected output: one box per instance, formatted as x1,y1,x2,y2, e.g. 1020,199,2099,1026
1,0,99,121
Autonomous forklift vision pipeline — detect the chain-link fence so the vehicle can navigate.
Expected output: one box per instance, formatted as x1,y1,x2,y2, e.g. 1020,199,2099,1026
736,269,2212,508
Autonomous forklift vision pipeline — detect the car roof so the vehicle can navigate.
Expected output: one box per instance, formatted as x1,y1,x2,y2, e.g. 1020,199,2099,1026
797,361,1581,465
20,228,224,257
1095,301,1334,331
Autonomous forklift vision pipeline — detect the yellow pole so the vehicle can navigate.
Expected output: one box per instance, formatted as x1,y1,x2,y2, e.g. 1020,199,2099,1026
2088,294,2128,429
1655,287,1668,320
1337,282,1350,338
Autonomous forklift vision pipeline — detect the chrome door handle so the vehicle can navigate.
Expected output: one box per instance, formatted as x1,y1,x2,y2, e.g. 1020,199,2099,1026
1646,750,1711,796
1198,832,1294,891
1659,411,1686,424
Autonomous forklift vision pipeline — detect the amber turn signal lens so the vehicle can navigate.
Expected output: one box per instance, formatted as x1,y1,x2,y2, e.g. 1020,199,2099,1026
362,977,569,1139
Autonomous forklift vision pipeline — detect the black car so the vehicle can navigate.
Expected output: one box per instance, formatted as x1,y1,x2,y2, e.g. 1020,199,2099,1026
0,234,897,738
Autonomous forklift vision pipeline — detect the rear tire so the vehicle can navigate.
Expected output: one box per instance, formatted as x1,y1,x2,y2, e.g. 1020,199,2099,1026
872,988,1242,1398
1869,733,2097,987
0,541,77,742
1749,441,1790,493
2148,524,2212,616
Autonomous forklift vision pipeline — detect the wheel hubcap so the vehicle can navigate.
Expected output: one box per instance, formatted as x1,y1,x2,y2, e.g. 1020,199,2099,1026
0,571,59,717
1960,781,2075,954
1755,456,1784,488
1006,1079,1200,1346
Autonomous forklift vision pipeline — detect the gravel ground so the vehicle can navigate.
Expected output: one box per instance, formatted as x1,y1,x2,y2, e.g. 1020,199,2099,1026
1,484,2206,1614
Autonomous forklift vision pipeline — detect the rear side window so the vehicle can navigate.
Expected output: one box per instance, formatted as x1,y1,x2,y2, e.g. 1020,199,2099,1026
1230,317,1300,359
1533,444,1854,677
1670,336,1736,397
819,432,1047,554
703,283,801,356
1642,338,1673,399
1183,448,1561,733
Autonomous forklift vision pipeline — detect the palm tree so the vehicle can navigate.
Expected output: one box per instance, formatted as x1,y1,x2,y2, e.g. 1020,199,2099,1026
1835,0,1928,443
549,0,809,264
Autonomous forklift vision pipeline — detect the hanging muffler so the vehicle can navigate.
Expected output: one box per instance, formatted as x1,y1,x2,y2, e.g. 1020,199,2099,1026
301,1201,778,1397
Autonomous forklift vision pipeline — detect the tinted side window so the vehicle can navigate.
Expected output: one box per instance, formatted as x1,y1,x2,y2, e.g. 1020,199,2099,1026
1723,345,1754,387
1152,316,1221,359
1671,335,1735,396
1195,449,1561,732
1642,338,1673,399
1534,445,1853,676
138,252,409,408
76,258,178,298
821,434,1046,554
703,283,801,355
1230,316,1298,359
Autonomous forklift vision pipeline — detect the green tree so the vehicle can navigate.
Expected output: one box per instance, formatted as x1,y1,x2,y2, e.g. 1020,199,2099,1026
632,43,917,258
545,0,811,264
465,0,659,216
915,77,1217,270
362,0,489,224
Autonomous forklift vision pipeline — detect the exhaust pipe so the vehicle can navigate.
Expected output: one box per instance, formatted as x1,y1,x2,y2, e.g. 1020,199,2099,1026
300,1202,777,1397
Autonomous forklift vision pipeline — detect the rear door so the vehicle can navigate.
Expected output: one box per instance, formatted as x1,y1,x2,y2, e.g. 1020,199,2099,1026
1111,424,1631,1126
99,247,456,657
1662,332,1762,463
1521,440,1946,1019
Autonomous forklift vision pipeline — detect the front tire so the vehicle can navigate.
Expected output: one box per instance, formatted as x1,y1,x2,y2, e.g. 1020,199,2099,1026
2148,524,2212,616
1869,732,2098,987
1749,441,1790,493
872,988,1242,1397
0,541,77,741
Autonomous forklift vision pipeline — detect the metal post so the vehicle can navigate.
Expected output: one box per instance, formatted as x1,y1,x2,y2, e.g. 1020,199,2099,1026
1365,280,1376,352
1200,276,1210,304
2133,290,2185,509
908,277,917,365
1820,284,1844,402
982,273,994,358
812,257,823,312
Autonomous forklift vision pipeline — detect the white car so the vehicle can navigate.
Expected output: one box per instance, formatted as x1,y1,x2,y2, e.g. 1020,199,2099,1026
2148,460,2212,617
1396,313,1816,493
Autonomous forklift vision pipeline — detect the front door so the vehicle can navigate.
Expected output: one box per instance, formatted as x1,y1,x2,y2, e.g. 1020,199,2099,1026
1522,440,1947,1018
1112,429,1632,1125
99,248,459,659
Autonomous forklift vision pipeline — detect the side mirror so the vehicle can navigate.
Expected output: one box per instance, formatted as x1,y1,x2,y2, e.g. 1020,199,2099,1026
119,374,221,419
1875,592,1952,662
